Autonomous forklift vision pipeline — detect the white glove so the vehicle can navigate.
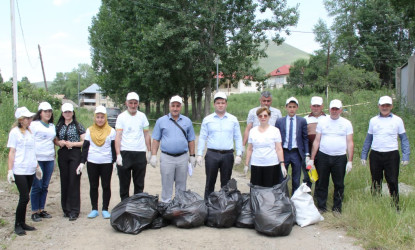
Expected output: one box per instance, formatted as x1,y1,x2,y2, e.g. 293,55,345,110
196,155,203,167
234,156,242,166
189,156,196,168
401,161,409,166
76,163,84,175
241,147,245,156
361,159,366,166
305,156,310,165
146,151,151,162
36,166,43,180
306,159,314,170
116,154,123,166
7,170,15,184
244,165,249,174
346,161,353,174
281,164,287,178
150,155,157,168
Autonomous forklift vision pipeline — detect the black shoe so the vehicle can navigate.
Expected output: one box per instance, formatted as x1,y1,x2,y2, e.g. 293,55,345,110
21,223,36,231
63,212,69,218
39,211,52,218
14,225,26,236
69,214,78,221
31,213,42,222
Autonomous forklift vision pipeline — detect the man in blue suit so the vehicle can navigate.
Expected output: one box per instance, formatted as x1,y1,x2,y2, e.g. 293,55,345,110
276,97,309,194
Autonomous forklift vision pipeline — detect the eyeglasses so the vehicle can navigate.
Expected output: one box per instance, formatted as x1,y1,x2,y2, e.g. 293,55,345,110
258,114,269,118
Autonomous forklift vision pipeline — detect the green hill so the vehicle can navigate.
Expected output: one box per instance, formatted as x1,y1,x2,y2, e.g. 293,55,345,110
257,42,310,74
32,81,53,89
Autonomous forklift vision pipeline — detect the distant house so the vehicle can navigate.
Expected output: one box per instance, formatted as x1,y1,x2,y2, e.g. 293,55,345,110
79,83,114,109
265,65,291,89
396,54,415,109
53,94,78,108
216,72,260,95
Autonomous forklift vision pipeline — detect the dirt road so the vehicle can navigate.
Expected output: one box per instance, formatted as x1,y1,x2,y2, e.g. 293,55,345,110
1,158,362,249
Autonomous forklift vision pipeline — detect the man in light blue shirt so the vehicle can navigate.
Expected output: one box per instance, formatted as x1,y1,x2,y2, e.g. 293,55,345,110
197,92,243,199
150,95,196,202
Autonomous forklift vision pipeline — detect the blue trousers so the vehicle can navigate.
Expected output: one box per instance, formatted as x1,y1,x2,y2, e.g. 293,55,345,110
282,148,302,195
31,160,55,211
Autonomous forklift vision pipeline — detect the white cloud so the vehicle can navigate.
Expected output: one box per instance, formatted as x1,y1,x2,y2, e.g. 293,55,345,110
50,32,69,39
52,0,71,6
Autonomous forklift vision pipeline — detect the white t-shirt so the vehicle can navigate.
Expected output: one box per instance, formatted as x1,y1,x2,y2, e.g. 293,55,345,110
85,128,116,164
248,126,282,166
368,114,406,152
29,121,56,161
7,127,38,175
317,117,353,156
115,110,149,151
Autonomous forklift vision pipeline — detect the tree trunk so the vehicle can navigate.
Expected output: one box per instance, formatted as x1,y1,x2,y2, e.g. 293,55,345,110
156,100,161,117
204,79,212,117
183,87,189,117
145,100,150,115
163,97,169,115
191,86,196,120
196,89,203,120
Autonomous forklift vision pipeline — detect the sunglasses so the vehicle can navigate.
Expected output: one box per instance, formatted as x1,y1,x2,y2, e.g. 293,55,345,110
258,114,269,118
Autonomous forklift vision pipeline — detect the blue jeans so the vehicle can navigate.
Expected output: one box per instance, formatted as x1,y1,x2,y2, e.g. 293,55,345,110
31,160,55,211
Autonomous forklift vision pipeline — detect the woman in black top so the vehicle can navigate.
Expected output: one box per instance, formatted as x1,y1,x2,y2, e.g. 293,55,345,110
55,103,85,221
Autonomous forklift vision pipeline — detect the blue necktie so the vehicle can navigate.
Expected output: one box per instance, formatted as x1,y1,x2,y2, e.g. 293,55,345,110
288,117,293,150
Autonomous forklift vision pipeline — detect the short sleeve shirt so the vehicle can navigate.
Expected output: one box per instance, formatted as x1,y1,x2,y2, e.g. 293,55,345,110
85,128,116,164
317,117,353,156
368,114,406,152
116,110,149,151
248,126,282,166
247,106,282,127
56,121,86,142
7,127,37,175
29,121,56,161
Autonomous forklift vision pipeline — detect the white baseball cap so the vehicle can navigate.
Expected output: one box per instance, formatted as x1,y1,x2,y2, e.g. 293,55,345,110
170,95,183,104
15,107,35,119
126,92,139,101
378,96,393,105
38,102,52,111
286,96,299,106
330,99,342,109
61,103,74,112
214,92,227,101
311,96,323,106
95,105,107,114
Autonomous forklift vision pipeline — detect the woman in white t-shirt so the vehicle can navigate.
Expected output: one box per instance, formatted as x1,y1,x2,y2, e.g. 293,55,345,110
245,107,286,187
77,106,116,219
7,107,43,236
29,102,56,222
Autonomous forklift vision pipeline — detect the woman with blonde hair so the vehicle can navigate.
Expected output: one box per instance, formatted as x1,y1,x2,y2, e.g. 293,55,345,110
77,106,116,219
7,107,43,235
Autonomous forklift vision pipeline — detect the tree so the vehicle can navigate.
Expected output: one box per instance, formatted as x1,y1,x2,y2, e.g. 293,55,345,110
89,0,299,118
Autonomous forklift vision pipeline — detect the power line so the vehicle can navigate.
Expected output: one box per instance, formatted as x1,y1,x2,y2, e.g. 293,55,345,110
16,0,36,69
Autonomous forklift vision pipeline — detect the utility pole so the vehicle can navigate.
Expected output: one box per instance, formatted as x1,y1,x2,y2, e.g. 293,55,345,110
214,55,221,91
10,0,18,107
38,44,48,91
326,41,331,76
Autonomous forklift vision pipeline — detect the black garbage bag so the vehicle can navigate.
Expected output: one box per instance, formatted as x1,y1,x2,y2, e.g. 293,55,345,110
250,177,296,236
163,190,207,228
150,202,170,229
235,193,254,228
110,193,159,234
206,178,243,228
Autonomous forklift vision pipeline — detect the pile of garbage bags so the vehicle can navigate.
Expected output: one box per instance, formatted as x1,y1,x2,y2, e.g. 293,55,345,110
110,177,322,236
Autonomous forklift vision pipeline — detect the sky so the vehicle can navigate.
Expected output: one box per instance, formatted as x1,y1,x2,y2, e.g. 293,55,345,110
0,0,332,83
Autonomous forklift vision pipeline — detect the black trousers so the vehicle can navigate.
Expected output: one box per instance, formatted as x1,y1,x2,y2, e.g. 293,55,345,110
87,162,113,211
369,150,400,206
58,147,82,217
251,164,280,187
117,151,146,201
314,151,347,212
204,150,234,200
14,174,34,226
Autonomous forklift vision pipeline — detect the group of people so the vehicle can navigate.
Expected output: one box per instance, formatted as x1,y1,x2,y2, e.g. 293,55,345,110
6,90,410,236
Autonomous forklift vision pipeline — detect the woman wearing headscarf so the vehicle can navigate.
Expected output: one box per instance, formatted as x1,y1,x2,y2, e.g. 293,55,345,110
29,102,56,222
77,106,116,219
7,107,43,235
55,103,85,221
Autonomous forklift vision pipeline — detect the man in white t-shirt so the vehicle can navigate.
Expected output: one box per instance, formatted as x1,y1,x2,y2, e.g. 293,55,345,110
115,92,151,200
361,96,410,210
303,96,327,188
243,91,282,147
309,99,354,213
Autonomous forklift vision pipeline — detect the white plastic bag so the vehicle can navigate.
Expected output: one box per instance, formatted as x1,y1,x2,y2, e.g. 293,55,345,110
291,183,324,227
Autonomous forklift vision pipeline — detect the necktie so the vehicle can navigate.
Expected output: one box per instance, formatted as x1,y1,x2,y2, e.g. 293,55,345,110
288,117,293,150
